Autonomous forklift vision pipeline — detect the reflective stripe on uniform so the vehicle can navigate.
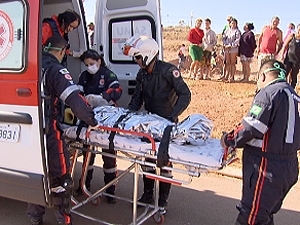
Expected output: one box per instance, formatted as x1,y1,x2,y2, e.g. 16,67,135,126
77,84,84,92
60,85,80,103
108,80,119,88
103,167,117,174
161,170,173,178
141,165,155,172
246,139,263,148
284,89,295,143
243,116,268,134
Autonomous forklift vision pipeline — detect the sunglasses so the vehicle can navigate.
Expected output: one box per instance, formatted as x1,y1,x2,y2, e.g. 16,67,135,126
134,55,142,60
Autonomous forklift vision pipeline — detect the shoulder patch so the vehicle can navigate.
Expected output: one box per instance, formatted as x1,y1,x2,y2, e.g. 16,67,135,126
250,105,262,116
172,70,181,78
64,74,73,80
59,68,70,75
99,78,105,85
110,72,116,78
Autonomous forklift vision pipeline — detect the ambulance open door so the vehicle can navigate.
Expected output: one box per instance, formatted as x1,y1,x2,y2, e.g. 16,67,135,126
0,0,50,206
94,0,163,107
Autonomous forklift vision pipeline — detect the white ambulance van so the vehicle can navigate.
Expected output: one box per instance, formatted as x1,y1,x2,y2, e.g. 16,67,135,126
0,0,161,208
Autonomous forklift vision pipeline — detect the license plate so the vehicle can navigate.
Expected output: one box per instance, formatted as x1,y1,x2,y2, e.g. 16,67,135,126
0,123,20,143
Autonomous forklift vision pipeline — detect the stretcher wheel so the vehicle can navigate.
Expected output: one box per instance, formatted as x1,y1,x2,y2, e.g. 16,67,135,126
92,197,101,205
153,213,165,224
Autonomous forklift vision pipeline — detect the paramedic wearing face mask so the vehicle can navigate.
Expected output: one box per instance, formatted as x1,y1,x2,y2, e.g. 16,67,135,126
122,36,191,214
221,59,299,225
28,36,98,225
74,49,122,203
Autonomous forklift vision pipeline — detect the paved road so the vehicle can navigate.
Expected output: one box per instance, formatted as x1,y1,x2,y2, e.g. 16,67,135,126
0,159,299,225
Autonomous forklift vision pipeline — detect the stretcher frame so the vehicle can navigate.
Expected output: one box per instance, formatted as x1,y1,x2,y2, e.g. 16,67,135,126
67,125,236,225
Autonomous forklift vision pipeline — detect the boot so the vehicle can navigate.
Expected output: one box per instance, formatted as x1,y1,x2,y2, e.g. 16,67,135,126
138,175,155,204
74,169,93,196
31,218,43,225
158,182,171,214
104,172,117,204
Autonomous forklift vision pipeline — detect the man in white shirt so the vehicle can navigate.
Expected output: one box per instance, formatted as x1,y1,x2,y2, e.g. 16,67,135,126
202,18,217,79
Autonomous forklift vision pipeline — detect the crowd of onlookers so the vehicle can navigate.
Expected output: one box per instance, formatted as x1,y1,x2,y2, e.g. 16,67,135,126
178,15,300,88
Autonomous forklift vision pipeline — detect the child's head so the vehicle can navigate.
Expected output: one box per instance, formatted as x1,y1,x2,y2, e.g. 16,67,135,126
288,22,295,30
181,44,185,47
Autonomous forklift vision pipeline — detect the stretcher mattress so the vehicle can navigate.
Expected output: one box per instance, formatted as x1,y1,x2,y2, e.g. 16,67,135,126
64,126,225,168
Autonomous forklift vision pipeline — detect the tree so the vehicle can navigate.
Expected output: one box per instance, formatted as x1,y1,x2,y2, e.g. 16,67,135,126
179,19,185,27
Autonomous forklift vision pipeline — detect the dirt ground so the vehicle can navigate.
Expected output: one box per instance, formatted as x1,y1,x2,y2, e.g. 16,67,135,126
164,49,258,139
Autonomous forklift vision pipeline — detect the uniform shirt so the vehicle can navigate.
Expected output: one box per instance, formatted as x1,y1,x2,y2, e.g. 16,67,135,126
128,60,191,121
42,52,96,127
78,66,122,102
225,79,300,159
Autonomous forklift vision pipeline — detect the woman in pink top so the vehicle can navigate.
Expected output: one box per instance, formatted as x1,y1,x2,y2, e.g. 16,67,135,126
188,18,204,79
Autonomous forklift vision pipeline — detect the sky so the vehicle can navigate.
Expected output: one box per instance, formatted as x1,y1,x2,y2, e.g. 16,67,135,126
83,0,299,34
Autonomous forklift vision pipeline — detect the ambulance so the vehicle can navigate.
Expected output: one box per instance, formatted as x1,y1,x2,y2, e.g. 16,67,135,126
0,0,162,209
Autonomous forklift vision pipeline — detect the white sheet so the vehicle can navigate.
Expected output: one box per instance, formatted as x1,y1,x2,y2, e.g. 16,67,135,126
64,126,224,168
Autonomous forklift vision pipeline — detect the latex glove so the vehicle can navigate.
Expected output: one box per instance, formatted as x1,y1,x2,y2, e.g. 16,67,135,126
85,94,109,108
71,50,84,58
220,132,228,149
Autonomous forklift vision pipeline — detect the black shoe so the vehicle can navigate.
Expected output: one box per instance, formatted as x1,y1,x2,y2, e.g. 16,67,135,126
74,186,83,196
31,218,43,225
74,185,91,197
158,200,168,215
138,192,154,204
106,196,117,204
159,207,167,215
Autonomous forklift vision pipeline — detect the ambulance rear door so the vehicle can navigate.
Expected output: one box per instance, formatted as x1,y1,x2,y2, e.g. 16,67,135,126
0,0,50,206
94,0,163,107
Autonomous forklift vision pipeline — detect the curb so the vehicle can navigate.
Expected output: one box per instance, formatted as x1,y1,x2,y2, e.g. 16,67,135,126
214,166,242,180
214,166,300,190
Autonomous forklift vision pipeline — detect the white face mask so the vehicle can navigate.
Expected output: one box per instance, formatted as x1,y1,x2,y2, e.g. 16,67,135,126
87,64,99,74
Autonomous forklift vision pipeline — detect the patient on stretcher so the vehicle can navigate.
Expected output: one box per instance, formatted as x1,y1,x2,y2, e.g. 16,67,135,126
64,106,230,168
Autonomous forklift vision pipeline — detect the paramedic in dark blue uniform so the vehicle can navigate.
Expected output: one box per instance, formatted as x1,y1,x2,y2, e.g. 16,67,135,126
74,49,122,203
122,36,191,214
27,35,98,225
221,59,299,225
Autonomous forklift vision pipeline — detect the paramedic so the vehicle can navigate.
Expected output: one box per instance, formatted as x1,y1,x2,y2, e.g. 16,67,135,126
42,10,82,65
220,59,299,225
74,49,122,203
27,35,98,225
122,36,191,214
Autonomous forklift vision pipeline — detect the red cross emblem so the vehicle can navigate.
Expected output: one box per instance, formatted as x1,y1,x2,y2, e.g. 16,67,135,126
0,10,14,61
0,24,6,48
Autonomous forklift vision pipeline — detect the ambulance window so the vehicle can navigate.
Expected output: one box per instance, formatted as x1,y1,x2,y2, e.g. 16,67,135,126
109,17,156,63
0,0,26,72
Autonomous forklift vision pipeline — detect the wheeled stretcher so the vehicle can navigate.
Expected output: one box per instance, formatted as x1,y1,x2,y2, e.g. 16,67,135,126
64,106,236,225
